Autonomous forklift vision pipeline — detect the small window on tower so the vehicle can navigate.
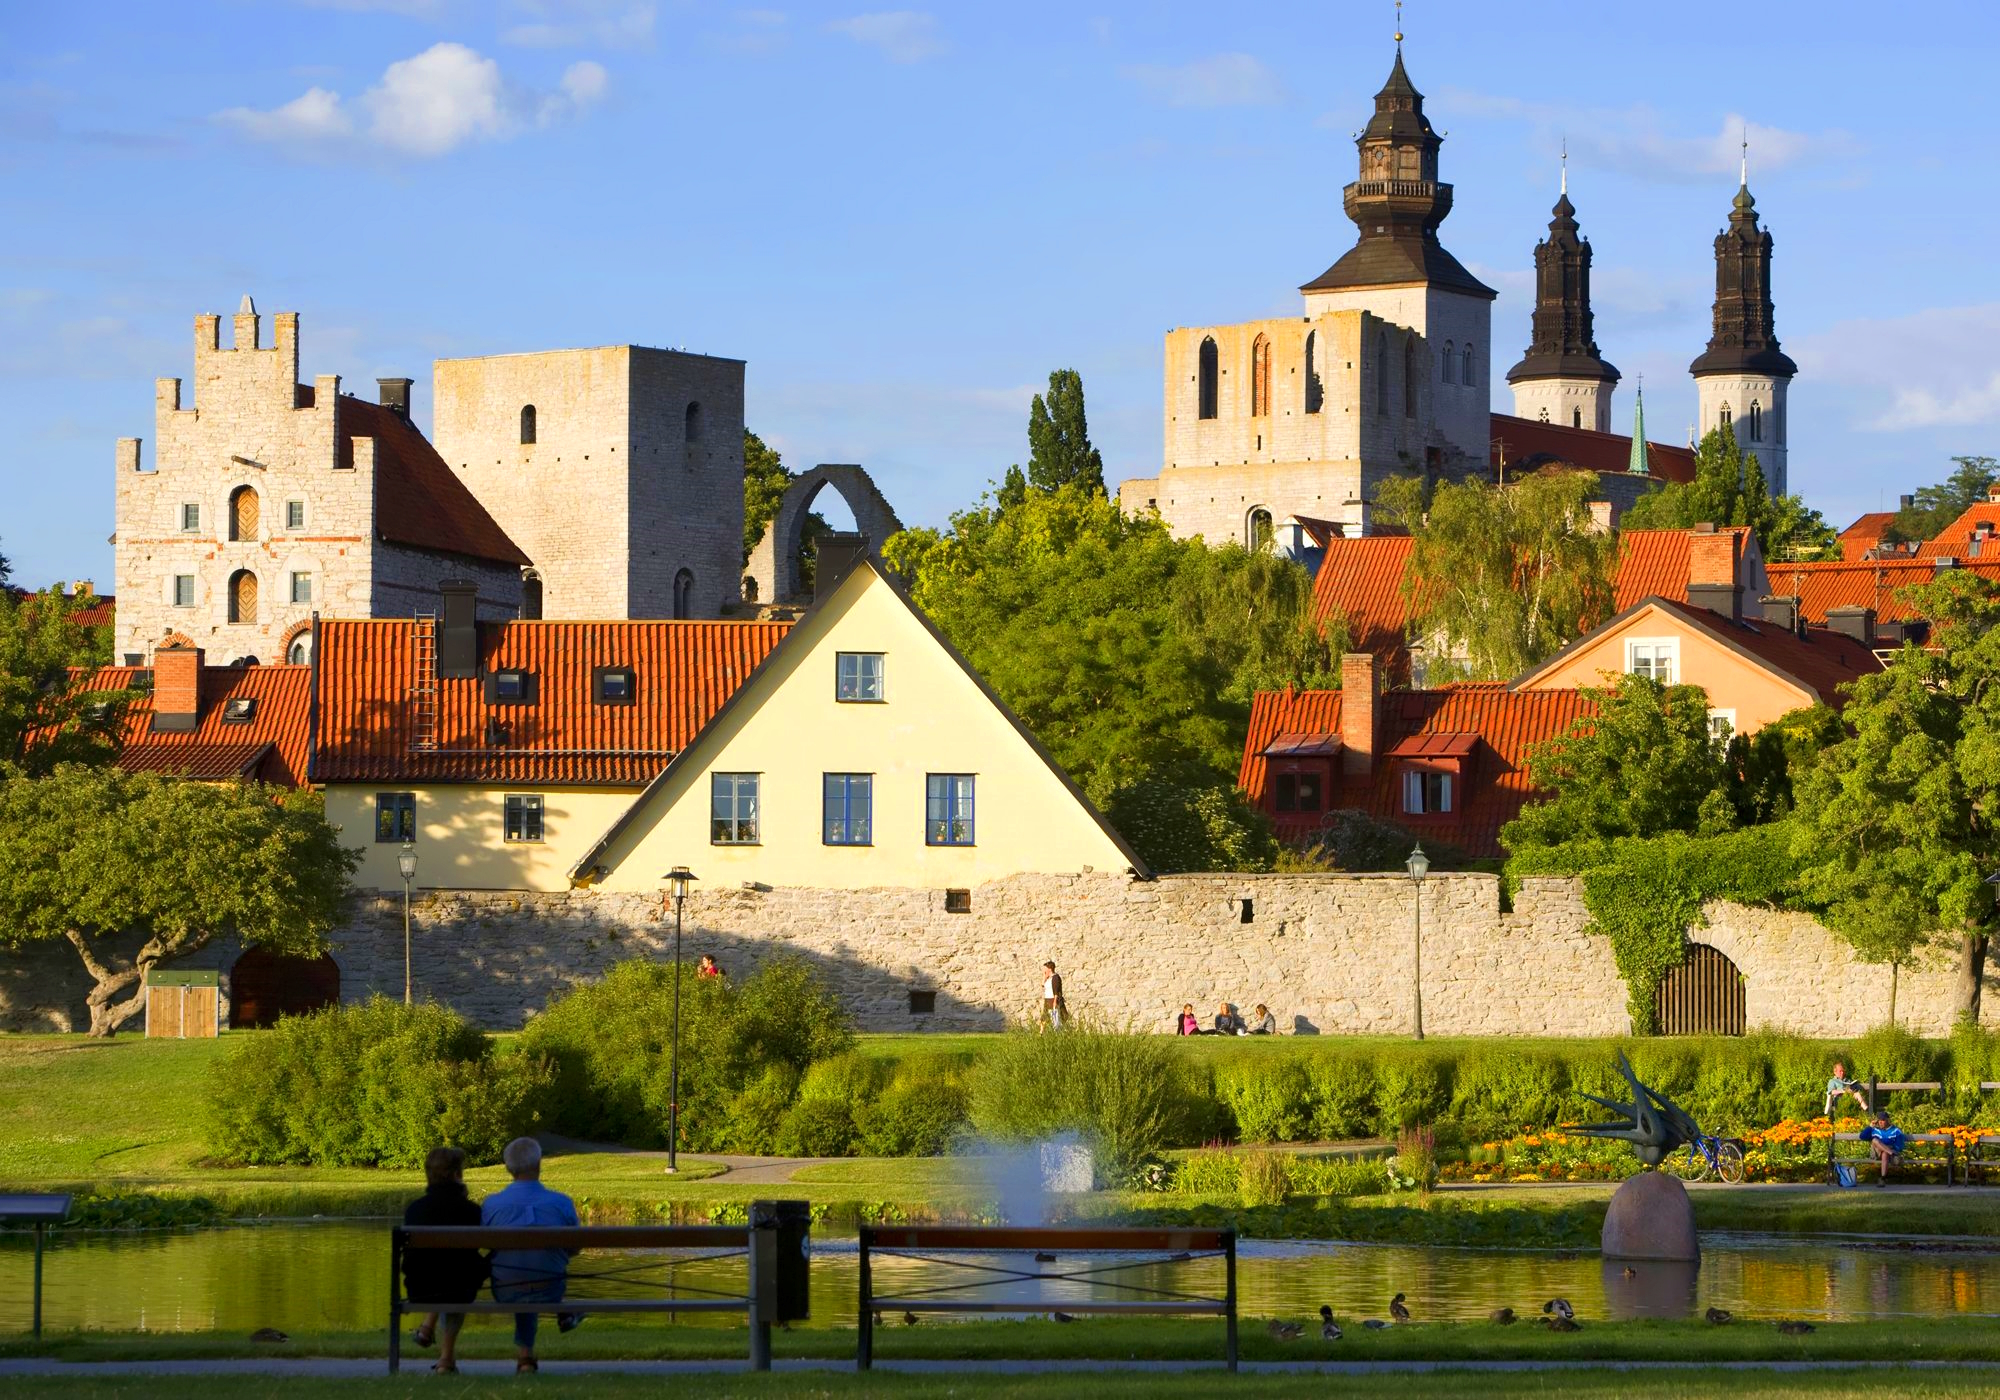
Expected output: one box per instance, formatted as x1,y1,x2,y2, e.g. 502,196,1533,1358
1748,400,1763,442
1462,344,1475,386
1573,408,1583,429
520,404,537,445
1441,341,1455,385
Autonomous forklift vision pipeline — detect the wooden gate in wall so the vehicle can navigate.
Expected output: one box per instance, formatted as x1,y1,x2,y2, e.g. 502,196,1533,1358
1655,943,1745,1036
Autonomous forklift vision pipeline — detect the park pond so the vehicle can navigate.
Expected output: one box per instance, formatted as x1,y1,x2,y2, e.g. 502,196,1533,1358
7,1222,2000,1334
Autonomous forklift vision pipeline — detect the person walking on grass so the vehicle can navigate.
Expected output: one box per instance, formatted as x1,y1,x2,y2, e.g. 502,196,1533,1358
483,1137,582,1374
402,1146,487,1375
1042,960,1067,1030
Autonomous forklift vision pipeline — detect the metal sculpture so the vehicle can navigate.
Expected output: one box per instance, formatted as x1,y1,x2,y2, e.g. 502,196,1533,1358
1572,1050,1702,1166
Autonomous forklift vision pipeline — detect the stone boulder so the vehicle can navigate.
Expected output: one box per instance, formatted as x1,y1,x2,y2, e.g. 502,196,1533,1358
1600,1169,1699,1262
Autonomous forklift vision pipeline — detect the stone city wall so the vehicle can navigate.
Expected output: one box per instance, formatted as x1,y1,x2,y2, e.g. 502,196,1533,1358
5,873,1973,1038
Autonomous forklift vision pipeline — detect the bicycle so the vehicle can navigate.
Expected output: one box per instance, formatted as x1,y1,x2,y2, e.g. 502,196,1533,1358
1663,1132,1745,1184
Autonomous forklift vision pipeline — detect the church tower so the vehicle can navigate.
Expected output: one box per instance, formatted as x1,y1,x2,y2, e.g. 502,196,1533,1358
1690,159,1796,496
1298,39,1495,467
1506,160,1619,432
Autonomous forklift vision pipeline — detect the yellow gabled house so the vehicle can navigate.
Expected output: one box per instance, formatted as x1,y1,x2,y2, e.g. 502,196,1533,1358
570,557,1144,890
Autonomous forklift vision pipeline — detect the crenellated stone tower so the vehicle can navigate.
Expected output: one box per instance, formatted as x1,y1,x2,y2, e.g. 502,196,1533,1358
1506,161,1620,433
1689,157,1796,496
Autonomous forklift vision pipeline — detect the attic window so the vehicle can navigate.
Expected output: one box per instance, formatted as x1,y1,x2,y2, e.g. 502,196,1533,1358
908,989,937,1016
222,697,258,724
593,666,636,705
944,888,972,914
486,669,535,704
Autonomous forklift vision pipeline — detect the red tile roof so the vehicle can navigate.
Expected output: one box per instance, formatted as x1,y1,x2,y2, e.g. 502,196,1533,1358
339,396,530,568
1240,683,1596,858
1837,512,1904,560
1489,413,1697,485
1765,558,2000,628
1309,535,1420,678
1612,527,1760,611
84,664,312,786
312,616,792,785
1915,495,2000,560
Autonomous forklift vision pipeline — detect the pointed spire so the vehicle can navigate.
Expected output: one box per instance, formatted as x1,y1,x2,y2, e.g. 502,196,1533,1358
1627,382,1650,476
1560,136,1568,197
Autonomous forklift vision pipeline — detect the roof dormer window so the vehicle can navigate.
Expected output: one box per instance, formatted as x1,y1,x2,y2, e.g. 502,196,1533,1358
222,697,258,723
486,668,535,704
593,666,635,705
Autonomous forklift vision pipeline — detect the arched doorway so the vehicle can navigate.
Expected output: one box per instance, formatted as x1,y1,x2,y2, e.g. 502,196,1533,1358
228,569,258,624
229,486,260,541
229,947,340,1027
1655,942,1745,1036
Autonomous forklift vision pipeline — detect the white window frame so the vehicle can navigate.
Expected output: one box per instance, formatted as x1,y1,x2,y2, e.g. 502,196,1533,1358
1402,769,1453,815
836,652,885,703
285,499,306,531
1625,637,1679,685
1707,709,1738,745
290,571,312,605
180,503,200,533
172,574,196,608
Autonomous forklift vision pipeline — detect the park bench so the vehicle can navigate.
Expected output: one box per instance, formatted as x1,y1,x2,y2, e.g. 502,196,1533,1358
857,1225,1239,1372
388,1202,808,1374
1828,1130,1957,1184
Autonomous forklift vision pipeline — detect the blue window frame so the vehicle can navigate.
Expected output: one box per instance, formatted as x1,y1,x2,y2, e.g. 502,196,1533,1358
711,773,760,845
836,652,884,702
926,773,975,846
823,773,873,845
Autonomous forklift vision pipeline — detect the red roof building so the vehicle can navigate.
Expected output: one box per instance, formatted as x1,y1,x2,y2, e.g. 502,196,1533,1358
1915,488,2000,560
82,649,312,786
1837,511,1910,561
1489,413,1697,485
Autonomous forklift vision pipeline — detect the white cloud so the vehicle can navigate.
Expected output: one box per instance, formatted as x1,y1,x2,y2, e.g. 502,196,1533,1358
1440,88,1855,185
828,12,946,63
1794,304,2000,430
1123,53,1284,109
216,42,607,159
503,1,655,49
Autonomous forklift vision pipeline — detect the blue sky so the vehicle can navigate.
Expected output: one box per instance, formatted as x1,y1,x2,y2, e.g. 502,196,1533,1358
3,1,1995,587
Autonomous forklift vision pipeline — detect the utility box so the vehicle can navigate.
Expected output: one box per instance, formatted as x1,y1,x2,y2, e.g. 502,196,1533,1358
145,969,220,1039
750,1198,811,1323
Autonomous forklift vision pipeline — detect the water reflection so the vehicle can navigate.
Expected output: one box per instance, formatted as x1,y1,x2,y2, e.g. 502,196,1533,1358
4,1224,1999,1335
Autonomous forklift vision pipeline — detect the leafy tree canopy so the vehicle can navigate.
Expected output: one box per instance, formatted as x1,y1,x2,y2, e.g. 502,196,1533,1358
1888,455,1998,545
1380,467,1616,682
1025,369,1105,495
1620,424,1838,562
0,768,360,1035
0,583,128,775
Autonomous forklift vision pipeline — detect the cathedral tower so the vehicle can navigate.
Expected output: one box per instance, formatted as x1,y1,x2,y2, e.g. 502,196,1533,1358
1506,162,1619,432
1690,160,1796,496
1298,41,1495,467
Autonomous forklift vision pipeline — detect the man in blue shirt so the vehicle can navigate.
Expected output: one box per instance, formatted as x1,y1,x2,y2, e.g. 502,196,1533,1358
481,1137,581,1373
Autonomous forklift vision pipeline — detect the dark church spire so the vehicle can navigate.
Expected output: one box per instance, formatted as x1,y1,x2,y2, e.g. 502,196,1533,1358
1506,154,1618,389
1688,154,1797,379
1300,35,1494,300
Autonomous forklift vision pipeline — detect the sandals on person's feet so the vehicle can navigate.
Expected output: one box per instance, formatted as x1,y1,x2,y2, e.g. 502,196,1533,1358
516,1358,539,1374
430,1362,458,1374
412,1324,436,1348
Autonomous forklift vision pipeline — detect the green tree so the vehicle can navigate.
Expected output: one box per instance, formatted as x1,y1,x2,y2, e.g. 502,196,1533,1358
1381,468,1616,682
0,768,360,1035
1103,761,1278,873
0,583,129,775
1025,369,1105,495
1504,674,1736,850
1888,455,1999,544
1621,425,1838,561
1169,541,1344,703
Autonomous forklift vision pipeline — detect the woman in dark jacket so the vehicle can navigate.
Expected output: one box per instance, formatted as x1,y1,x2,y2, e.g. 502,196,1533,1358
403,1145,488,1373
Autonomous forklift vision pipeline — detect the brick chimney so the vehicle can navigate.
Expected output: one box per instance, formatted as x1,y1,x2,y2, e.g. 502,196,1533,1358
1685,524,1742,622
1340,651,1379,778
153,645,203,732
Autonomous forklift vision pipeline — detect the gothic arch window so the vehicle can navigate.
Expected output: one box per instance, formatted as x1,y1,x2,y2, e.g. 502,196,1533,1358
1376,330,1389,415
1719,402,1733,429
228,486,259,542
1573,408,1583,429
1402,337,1416,418
1748,400,1763,442
287,634,312,665
521,572,543,620
1461,344,1475,387
685,402,703,442
1441,341,1455,385
673,568,694,620
520,404,537,445
228,569,258,625
1197,337,1219,420
1303,330,1323,414
1249,335,1271,417
1247,507,1273,550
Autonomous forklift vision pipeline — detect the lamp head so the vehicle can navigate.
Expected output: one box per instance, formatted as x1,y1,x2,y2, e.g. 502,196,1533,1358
1405,843,1430,881
664,865,697,900
396,841,418,882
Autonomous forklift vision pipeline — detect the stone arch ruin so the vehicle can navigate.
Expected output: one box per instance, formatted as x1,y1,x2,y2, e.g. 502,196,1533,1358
745,463,904,606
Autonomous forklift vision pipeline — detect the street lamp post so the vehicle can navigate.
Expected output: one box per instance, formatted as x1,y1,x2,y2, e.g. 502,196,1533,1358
1405,843,1429,1041
397,841,418,1006
663,866,697,1174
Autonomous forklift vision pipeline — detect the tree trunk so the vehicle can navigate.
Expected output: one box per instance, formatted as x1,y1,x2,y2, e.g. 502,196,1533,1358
64,929,207,1037
1957,926,1991,1026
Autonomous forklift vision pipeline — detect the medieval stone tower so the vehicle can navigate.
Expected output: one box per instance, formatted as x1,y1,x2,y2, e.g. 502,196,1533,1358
1689,165,1796,496
431,347,746,620
1505,165,1620,432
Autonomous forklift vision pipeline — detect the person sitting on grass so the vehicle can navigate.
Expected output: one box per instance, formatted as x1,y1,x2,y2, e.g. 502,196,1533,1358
402,1146,488,1375
1213,1001,1246,1036
1825,1061,1870,1116
1248,1004,1277,1035
1175,1002,1200,1035
483,1137,583,1374
1859,1110,1909,1187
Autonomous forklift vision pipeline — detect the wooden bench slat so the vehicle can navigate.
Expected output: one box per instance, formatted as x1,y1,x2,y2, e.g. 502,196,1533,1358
398,1298,748,1315
864,1227,1229,1252
867,1300,1227,1315
1872,1081,1943,1091
401,1226,747,1250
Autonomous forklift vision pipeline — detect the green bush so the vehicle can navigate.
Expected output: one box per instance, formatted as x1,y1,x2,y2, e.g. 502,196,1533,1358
205,997,546,1167
1170,1149,1242,1195
721,1065,800,1155
1237,1151,1292,1206
1289,1153,1389,1197
776,1096,858,1156
518,955,853,1151
857,1054,971,1156
967,1023,1199,1175
1215,1053,1312,1143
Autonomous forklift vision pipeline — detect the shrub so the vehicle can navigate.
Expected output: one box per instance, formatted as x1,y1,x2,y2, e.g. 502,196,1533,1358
1373,1052,1448,1134
1289,1153,1389,1197
1237,1150,1292,1206
517,955,853,1151
1170,1149,1242,1196
858,1055,971,1157
967,1023,1198,1176
1215,1053,1312,1143
205,997,545,1167
776,1096,858,1156
1304,1047,1375,1140
721,1064,800,1156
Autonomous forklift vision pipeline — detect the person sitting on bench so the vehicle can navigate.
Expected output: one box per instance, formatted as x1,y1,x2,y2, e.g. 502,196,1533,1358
1825,1061,1869,1116
402,1146,488,1374
483,1137,582,1373
1859,1110,1909,1187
